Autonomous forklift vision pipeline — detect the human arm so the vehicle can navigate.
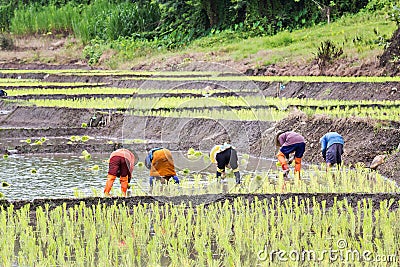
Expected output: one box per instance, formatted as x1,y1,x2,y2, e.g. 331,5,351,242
320,136,327,160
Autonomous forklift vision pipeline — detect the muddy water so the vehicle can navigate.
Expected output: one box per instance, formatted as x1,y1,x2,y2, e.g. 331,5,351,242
0,152,274,200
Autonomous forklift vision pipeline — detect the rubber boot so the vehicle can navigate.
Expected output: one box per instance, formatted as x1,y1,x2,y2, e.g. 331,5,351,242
277,151,289,171
120,176,129,197
104,174,116,196
216,169,225,179
294,157,302,180
234,171,241,184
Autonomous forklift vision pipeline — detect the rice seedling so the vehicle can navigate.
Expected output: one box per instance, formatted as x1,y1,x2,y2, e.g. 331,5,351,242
182,168,190,175
137,162,145,168
31,168,37,174
14,94,400,122
81,123,88,128
20,138,31,144
33,140,43,146
90,165,100,171
69,136,79,142
2,154,8,159
80,150,91,161
81,135,91,142
187,148,203,160
125,139,146,144
1,181,9,187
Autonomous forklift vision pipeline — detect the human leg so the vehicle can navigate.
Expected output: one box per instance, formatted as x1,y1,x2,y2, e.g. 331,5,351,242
229,149,241,184
104,174,116,196
216,149,229,179
172,175,180,184
120,176,129,197
293,143,305,179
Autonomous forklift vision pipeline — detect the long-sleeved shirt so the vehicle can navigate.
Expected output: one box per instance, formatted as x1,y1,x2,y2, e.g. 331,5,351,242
278,131,305,147
320,132,344,154
149,148,177,177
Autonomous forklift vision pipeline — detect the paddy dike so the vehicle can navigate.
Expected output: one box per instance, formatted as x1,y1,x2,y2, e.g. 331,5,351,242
1,193,400,212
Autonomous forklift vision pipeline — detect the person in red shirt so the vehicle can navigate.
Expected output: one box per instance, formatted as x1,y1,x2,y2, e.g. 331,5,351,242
104,146,136,197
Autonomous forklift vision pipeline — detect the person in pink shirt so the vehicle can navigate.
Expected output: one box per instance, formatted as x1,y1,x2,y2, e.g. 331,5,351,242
275,130,306,179
104,145,136,197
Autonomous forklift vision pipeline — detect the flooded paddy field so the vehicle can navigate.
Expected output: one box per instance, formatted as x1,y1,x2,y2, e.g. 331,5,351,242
0,152,277,201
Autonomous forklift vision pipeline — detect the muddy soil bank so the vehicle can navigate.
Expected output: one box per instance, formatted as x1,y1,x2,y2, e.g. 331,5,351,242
1,193,399,212
378,151,400,184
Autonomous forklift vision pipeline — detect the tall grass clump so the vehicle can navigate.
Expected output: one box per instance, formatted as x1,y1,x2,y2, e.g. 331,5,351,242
10,0,161,44
10,2,80,35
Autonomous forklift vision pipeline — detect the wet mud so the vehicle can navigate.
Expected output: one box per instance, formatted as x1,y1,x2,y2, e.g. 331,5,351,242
0,193,399,212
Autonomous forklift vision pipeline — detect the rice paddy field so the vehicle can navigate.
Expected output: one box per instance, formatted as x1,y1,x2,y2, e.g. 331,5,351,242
0,68,399,266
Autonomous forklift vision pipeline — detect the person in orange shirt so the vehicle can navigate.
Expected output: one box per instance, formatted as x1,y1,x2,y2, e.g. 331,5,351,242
145,147,179,187
104,146,136,197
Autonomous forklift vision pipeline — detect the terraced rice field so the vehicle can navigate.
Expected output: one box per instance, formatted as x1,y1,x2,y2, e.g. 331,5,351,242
0,68,399,266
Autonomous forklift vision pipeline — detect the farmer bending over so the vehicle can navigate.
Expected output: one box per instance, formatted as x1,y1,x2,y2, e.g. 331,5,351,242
104,145,136,197
145,147,179,187
210,143,241,184
276,130,306,179
320,132,344,170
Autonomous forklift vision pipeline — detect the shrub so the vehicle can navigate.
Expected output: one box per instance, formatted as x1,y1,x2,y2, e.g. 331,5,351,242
315,39,344,74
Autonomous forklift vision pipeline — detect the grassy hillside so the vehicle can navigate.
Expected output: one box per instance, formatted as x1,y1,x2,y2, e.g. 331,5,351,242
0,8,397,73
85,9,396,71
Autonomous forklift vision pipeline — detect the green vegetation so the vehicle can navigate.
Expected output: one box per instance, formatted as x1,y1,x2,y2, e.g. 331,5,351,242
13,95,400,121
3,0,368,44
151,165,399,195
0,1,396,67
0,197,398,266
0,81,103,87
80,150,91,161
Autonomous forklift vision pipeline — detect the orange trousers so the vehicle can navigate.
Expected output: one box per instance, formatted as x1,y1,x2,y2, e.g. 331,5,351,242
277,151,302,178
104,174,129,197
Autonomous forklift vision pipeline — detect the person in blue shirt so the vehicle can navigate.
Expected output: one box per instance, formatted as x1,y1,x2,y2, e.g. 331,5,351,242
320,132,344,170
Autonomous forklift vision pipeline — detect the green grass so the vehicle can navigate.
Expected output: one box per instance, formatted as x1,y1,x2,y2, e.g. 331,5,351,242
114,10,395,70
